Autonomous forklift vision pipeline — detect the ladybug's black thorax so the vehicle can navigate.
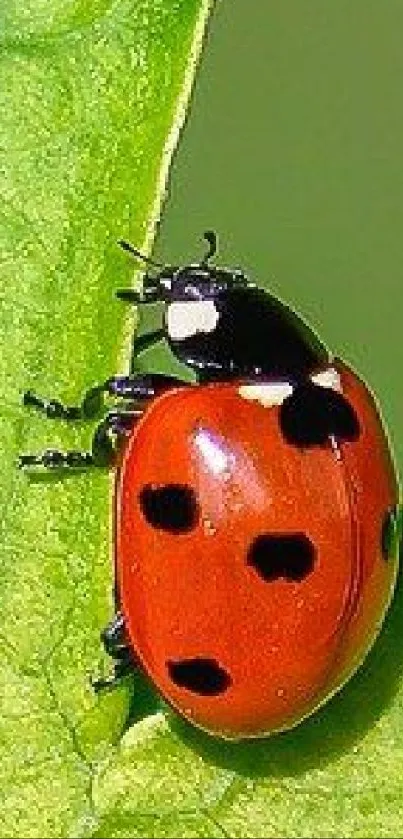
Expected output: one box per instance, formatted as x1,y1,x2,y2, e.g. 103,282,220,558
165,285,329,383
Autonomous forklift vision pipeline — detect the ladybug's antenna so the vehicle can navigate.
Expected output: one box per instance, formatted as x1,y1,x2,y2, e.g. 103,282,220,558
118,239,164,269
200,229,218,265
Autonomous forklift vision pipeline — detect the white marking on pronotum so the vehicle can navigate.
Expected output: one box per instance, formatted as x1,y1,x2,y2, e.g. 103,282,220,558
238,382,294,407
167,300,219,340
311,367,342,391
238,367,342,409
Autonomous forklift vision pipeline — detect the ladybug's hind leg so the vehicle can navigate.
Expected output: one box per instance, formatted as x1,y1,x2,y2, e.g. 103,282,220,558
101,612,131,660
89,408,141,466
20,374,187,470
19,408,139,470
93,611,137,693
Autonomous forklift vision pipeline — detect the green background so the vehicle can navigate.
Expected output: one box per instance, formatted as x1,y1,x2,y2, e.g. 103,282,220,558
153,0,403,471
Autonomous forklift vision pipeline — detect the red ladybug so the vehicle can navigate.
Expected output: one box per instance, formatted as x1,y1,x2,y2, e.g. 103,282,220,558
21,232,401,739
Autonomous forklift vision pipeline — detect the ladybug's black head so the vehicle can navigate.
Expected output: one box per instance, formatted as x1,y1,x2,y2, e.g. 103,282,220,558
116,230,251,305
117,230,329,380
158,263,249,302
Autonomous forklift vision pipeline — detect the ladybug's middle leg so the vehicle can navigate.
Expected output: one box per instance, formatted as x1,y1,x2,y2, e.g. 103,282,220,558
23,365,183,422
23,384,105,421
22,329,165,421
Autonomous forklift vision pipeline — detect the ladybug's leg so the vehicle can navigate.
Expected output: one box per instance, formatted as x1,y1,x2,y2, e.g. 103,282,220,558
101,611,129,658
22,366,182,422
19,449,94,469
23,384,105,421
106,372,187,400
89,408,140,466
19,375,187,469
19,375,185,469
18,409,139,470
92,612,137,693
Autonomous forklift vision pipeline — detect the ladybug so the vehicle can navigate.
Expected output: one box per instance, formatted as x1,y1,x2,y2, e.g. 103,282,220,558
21,231,401,739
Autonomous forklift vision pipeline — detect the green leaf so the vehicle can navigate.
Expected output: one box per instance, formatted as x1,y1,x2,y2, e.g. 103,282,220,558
0,2,210,836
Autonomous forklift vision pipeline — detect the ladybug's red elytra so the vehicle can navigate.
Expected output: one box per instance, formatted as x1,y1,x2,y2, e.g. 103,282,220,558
21,232,401,739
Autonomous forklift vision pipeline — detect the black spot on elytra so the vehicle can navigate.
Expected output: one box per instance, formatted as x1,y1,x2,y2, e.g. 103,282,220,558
167,658,231,695
139,484,198,533
247,534,315,582
381,506,401,561
280,381,360,447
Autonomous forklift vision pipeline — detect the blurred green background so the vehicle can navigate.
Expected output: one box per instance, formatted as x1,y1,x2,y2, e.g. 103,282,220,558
150,0,403,471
